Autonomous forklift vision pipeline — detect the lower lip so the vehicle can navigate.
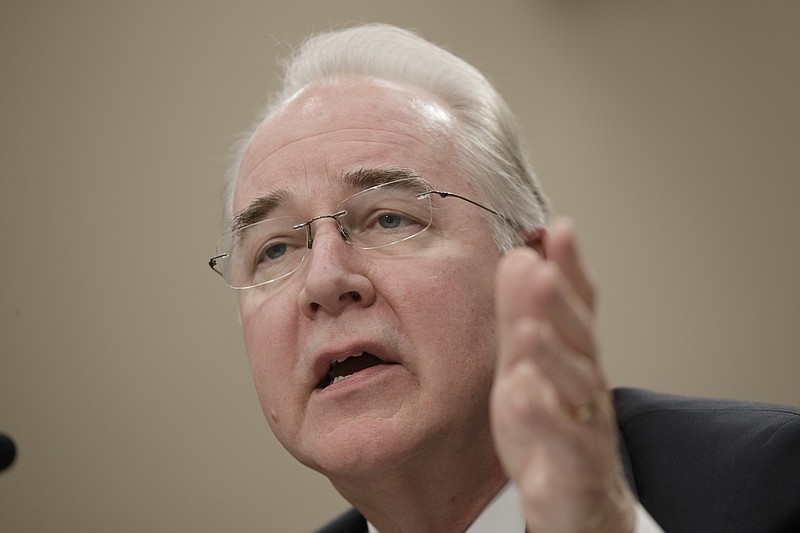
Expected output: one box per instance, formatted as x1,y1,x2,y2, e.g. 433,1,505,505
315,363,396,396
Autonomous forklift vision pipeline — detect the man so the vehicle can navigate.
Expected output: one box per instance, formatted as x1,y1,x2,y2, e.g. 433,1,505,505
209,24,799,532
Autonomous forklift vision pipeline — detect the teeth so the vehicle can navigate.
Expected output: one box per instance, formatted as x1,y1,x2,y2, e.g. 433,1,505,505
330,352,364,368
331,374,354,384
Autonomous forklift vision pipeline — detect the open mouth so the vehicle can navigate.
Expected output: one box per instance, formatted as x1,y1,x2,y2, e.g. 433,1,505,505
317,352,388,389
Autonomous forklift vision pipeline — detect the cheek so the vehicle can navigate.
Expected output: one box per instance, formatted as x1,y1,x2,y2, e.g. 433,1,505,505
400,254,499,374
239,295,298,407
401,260,499,435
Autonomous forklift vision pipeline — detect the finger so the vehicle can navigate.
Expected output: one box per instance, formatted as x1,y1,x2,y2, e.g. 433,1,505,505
492,355,569,475
492,363,626,532
493,354,561,435
496,248,596,366
545,218,596,313
492,355,599,470
511,318,605,412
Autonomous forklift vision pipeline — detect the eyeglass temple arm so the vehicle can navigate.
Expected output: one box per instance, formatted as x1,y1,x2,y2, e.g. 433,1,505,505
424,191,510,222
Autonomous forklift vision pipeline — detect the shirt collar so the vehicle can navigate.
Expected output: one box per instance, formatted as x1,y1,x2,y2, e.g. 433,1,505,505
366,483,524,533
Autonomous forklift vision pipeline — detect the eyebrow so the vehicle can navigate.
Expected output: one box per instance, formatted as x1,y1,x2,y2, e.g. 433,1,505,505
341,167,420,190
231,168,422,232
231,189,292,232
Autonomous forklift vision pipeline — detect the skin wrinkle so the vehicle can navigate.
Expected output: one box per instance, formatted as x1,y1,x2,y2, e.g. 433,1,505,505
239,128,445,197
232,167,423,232
236,76,456,203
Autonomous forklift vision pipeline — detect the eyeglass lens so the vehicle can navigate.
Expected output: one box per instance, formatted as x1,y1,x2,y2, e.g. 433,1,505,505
218,178,434,289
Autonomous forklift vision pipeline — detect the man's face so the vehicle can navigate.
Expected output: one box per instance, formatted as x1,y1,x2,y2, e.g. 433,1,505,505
233,77,504,481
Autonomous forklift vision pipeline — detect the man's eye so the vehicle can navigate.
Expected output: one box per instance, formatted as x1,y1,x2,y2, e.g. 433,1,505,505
262,242,288,261
378,213,405,229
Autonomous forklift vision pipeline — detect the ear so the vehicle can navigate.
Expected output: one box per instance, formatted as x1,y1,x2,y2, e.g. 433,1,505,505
521,226,548,259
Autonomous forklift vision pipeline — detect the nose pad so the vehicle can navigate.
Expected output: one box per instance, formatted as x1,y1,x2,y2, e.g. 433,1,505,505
294,210,348,249
297,224,375,317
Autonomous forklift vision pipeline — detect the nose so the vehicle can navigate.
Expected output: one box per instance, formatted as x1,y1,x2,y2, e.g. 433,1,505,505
297,221,375,318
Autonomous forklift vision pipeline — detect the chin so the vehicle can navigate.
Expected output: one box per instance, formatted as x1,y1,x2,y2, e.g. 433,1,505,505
293,416,422,480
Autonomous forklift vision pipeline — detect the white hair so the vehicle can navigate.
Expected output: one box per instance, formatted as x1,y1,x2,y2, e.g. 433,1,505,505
224,23,550,250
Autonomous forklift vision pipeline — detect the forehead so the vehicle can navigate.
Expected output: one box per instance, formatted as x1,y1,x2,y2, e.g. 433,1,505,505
233,77,460,216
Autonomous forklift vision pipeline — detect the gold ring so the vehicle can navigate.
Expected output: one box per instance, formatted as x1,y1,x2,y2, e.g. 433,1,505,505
573,401,597,423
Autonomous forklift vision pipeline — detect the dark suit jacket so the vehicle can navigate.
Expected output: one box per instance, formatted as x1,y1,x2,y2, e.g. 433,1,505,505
315,388,800,532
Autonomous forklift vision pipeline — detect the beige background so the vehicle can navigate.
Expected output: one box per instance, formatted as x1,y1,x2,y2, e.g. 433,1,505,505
1,1,798,531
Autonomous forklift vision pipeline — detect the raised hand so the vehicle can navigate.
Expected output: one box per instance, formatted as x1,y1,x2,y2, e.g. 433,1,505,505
491,218,635,533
